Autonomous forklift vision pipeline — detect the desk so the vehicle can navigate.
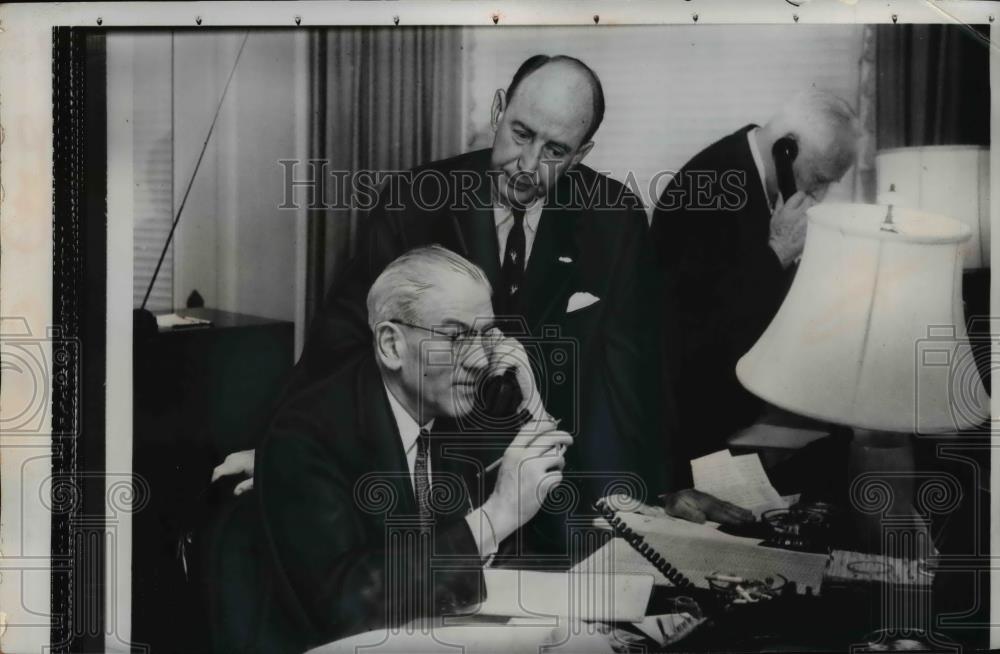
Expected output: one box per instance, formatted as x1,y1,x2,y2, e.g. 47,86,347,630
308,560,939,653
132,308,294,652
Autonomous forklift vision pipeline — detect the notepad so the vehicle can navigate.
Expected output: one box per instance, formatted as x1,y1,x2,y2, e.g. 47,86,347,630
470,569,653,623
572,534,828,595
593,510,765,547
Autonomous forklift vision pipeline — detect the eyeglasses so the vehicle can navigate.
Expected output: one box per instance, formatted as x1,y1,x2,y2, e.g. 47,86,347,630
389,320,494,353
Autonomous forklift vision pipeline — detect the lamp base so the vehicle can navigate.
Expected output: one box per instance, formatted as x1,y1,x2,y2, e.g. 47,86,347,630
847,429,931,555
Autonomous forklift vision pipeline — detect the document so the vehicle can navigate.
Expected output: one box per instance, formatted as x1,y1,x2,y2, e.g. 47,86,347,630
471,569,653,623
690,450,790,516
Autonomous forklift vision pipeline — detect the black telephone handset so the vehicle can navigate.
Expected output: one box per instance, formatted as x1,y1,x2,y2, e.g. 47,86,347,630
772,136,799,203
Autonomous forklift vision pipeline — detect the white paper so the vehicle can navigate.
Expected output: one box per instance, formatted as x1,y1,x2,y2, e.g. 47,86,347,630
690,450,791,517
472,569,652,623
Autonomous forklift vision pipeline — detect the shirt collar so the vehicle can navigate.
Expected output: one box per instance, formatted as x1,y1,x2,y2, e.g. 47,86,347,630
383,383,434,454
494,198,544,233
747,127,775,214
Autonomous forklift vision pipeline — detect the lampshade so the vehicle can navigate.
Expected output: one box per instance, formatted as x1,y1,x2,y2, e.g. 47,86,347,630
736,203,989,434
876,145,990,269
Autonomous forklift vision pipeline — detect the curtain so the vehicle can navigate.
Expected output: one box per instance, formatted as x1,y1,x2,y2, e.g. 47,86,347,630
306,27,464,325
875,24,990,149
854,25,878,202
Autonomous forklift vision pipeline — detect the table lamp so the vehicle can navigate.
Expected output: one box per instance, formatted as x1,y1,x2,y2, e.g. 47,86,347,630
736,201,989,648
876,146,990,270
736,202,988,436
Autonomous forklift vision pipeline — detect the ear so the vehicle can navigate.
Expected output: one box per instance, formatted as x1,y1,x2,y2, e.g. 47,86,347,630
570,140,595,167
490,89,506,132
373,322,405,371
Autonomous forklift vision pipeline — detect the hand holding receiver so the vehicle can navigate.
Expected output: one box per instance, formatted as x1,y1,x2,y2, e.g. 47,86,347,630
767,191,815,268
483,328,547,421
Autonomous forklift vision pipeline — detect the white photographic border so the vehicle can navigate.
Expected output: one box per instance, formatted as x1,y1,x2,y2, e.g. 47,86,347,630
0,1,996,652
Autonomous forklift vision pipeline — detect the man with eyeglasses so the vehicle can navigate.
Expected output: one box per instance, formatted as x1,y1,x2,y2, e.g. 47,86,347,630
214,246,572,652
215,54,752,540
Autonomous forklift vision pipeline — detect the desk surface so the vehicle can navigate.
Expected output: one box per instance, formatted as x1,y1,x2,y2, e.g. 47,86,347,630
160,306,291,329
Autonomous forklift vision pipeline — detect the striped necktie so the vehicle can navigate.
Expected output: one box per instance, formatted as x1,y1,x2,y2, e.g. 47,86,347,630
414,427,432,523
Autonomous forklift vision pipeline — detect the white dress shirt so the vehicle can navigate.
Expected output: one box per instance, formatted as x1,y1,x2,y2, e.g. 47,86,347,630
747,127,782,216
494,199,544,265
384,384,434,490
383,384,498,561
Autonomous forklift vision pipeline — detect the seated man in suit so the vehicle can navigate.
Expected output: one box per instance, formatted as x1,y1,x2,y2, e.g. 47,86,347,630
233,245,572,652
649,90,861,472
215,54,751,529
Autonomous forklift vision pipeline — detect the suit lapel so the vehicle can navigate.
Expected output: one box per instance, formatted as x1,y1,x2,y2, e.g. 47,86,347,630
447,153,502,291
519,200,581,334
360,359,418,516
429,435,476,522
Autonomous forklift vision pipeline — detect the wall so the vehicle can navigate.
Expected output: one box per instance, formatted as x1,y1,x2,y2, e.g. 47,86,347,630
462,25,865,213
172,31,305,327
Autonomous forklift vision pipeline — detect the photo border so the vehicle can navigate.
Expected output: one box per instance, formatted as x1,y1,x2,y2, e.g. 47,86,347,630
0,2,995,652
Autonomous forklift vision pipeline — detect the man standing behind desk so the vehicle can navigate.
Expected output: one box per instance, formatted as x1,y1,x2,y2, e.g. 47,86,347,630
237,247,573,652
649,90,861,471
215,54,751,527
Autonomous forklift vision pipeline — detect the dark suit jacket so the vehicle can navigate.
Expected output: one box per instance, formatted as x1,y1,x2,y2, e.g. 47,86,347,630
211,356,486,653
649,125,793,473
286,148,671,511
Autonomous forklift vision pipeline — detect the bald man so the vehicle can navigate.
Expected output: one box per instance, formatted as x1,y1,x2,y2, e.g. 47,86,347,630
214,55,751,539
293,54,670,536
649,90,862,470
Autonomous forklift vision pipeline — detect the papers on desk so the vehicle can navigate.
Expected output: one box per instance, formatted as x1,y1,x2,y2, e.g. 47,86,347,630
155,313,213,330
594,509,765,546
573,535,827,595
691,450,791,517
310,620,615,653
472,569,652,623
826,550,934,588
574,506,829,595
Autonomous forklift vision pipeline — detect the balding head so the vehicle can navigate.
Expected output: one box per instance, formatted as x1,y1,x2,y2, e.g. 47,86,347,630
489,55,604,208
506,55,605,143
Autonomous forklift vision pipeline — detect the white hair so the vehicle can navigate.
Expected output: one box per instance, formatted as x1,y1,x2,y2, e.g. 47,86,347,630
366,245,491,330
767,89,862,175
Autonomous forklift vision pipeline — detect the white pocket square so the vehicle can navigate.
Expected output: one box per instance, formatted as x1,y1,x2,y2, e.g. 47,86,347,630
558,256,573,263
566,291,600,313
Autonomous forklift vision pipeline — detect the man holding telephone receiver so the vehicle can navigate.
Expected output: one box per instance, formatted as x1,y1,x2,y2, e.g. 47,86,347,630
215,54,752,527
650,89,862,469
217,247,573,652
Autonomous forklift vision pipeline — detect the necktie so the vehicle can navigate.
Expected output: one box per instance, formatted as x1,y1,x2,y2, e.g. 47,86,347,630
414,427,432,523
500,207,526,313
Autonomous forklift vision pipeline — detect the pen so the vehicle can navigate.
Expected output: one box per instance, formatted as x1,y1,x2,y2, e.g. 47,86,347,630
481,418,563,475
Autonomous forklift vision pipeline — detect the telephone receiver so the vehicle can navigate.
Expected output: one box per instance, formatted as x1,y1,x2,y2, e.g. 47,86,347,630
772,136,799,203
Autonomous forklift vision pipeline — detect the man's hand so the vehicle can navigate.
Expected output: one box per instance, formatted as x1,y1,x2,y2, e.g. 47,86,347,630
481,418,573,542
659,489,753,526
484,329,546,421
768,191,816,268
211,449,255,496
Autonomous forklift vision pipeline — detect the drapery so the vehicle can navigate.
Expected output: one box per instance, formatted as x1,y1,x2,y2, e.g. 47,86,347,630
875,24,989,149
306,28,464,325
